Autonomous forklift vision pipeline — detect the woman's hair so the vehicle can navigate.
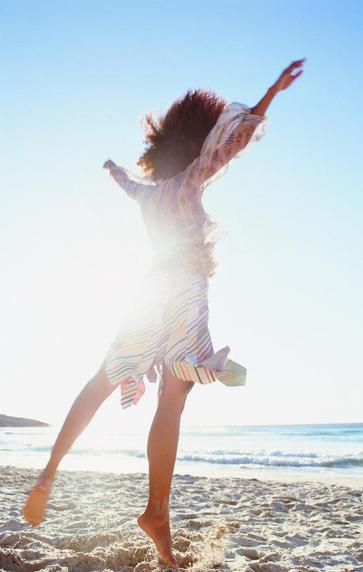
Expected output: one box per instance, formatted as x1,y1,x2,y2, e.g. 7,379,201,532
137,88,227,183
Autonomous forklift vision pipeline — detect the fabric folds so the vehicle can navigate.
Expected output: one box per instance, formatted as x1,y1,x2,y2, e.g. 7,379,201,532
105,101,267,407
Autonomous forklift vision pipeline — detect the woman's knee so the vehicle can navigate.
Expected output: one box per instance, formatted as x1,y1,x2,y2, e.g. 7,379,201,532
88,361,118,399
158,364,194,410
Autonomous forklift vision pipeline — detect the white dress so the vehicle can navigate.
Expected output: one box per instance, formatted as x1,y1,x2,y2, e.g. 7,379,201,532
104,102,268,408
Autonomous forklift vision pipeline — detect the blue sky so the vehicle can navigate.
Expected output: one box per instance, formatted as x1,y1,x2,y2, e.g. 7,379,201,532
0,0,362,430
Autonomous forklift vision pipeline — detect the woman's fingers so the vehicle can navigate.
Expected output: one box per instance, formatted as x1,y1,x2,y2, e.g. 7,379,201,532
286,58,306,73
274,59,305,92
287,69,303,87
292,69,304,79
281,59,306,86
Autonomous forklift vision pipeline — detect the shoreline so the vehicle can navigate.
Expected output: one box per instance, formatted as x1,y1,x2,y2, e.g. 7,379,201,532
1,459,362,490
1,464,362,571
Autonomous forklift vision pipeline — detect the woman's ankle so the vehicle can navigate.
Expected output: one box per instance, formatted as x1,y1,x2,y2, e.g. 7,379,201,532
41,462,57,481
143,503,169,521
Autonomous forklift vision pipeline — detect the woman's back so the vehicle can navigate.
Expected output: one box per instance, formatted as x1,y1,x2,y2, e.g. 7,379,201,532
108,101,268,277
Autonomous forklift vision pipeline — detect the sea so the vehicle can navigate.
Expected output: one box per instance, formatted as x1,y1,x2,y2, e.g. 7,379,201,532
1,422,362,486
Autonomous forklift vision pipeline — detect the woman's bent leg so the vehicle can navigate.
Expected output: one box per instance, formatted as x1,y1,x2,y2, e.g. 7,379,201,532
137,363,193,567
41,360,117,480
22,360,119,525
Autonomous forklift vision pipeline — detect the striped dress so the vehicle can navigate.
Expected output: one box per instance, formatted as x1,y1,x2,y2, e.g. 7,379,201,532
105,102,268,408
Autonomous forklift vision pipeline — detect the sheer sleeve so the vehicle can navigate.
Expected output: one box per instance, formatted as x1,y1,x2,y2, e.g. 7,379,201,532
109,164,156,201
181,102,268,192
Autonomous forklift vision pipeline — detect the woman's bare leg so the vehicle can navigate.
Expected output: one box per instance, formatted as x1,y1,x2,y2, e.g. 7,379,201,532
22,360,119,525
137,364,194,567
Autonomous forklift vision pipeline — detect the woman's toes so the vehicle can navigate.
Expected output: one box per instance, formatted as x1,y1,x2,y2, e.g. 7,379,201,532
159,554,179,568
137,511,178,567
22,478,52,526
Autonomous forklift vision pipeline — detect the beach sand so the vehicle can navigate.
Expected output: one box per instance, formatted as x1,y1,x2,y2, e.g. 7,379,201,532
0,465,362,571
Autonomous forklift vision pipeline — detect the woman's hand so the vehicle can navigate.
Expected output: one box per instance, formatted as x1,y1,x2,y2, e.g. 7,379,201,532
272,58,306,93
250,58,306,116
103,159,116,170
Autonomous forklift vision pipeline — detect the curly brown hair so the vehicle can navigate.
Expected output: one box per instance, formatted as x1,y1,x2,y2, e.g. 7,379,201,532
137,88,227,183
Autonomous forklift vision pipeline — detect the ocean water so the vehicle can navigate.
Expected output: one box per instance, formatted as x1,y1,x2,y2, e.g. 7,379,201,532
1,422,362,485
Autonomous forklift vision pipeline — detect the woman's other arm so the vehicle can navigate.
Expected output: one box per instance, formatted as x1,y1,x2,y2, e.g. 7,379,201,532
103,159,153,199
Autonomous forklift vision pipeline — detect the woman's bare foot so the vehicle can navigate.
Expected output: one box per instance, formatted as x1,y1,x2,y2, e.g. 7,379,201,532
137,510,178,568
21,471,54,526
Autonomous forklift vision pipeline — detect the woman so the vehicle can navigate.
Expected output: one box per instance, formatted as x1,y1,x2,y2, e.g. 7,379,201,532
22,58,305,568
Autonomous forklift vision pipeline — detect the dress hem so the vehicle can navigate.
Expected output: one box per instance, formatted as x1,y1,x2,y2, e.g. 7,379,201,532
104,344,247,410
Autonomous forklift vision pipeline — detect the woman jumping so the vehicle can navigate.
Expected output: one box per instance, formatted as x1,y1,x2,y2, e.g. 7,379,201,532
22,58,305,568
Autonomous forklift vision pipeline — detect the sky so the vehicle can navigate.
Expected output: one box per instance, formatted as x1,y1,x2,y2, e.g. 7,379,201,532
0,0,362,433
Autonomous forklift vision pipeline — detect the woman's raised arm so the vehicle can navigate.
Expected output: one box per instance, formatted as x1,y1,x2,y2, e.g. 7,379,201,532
251,58,306,116
179,57,306,191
